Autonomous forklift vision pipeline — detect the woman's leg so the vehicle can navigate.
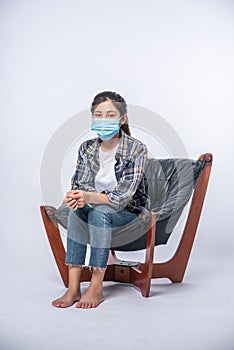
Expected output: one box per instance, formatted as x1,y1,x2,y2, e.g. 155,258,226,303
75,205,139,309
75,205,111,308
52,205,91,308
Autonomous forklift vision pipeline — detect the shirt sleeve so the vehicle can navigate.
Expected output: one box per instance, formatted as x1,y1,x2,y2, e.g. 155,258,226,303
101,143,148,210
70,142,96,192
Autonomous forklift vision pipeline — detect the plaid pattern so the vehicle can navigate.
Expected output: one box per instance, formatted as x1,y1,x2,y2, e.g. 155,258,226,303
70,129,150,214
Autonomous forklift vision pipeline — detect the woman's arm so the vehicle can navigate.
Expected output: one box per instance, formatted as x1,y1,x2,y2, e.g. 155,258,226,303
70,141,97,192
101,143,148,211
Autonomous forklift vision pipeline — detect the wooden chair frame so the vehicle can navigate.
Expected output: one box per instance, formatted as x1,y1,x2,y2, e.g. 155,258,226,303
40,153,212,297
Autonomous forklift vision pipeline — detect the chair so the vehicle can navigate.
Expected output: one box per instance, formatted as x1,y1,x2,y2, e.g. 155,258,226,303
40,153,212,297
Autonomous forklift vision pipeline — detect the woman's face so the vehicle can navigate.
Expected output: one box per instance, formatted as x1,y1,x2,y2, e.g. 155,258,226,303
93,100,122,120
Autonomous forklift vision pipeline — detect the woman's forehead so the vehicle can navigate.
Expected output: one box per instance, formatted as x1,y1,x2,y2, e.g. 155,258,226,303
94,100,119,113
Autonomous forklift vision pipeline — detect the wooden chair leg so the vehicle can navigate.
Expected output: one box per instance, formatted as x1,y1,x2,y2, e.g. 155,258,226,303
131,212,156,297
151,153,213,283
40,206,94,285
40,206,69,287
105,213,156,297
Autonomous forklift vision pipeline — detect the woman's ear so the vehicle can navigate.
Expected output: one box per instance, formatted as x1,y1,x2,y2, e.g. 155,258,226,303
120,114,128,125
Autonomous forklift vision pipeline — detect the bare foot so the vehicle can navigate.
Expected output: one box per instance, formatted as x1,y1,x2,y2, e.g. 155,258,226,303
52,289,82,308
76,284,104,309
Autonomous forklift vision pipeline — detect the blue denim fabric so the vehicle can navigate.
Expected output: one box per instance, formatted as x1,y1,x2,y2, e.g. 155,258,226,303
65,204,139,269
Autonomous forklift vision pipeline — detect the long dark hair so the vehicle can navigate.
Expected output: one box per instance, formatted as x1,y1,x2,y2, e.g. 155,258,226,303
90,91,131,136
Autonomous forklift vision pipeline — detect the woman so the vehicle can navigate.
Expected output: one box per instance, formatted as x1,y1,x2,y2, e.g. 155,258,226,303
52,91,150,309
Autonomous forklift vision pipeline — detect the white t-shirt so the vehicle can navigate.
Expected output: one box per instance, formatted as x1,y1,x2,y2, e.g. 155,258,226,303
94,144,119,193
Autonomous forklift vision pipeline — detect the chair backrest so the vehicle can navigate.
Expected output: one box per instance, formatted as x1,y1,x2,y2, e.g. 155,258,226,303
112,157,206,251
145,157,205,224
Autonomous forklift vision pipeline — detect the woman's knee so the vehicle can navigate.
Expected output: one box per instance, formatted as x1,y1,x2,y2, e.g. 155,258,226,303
67,206,90,234
88,205,114,228
67,207,90,244
67,209,77,225
68,205,90,223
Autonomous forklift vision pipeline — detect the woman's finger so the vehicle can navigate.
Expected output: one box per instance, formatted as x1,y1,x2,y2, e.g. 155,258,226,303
66,190,79,197
70,202,78,210
67,199,77,209
69,199,76,204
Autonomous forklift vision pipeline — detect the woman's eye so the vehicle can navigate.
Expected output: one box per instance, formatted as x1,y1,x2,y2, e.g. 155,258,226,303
94,114,116,118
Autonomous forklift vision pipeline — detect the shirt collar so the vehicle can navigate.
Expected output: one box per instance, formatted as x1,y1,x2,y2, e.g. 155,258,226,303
86,129,131,160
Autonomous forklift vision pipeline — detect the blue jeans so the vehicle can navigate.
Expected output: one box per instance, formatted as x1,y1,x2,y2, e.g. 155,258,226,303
65,204,146,269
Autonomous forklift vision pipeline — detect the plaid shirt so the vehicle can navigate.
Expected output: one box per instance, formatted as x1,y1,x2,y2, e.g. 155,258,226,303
70,129,150,214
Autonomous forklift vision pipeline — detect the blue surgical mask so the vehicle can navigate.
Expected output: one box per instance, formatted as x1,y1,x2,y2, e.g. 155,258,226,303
91,117,122,140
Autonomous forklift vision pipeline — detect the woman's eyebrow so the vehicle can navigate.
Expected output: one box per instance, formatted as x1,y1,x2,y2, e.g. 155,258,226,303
94,110,117,113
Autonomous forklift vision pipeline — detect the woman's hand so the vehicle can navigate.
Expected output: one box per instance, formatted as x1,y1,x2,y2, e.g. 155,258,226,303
65,190,87,210
64,190,109,210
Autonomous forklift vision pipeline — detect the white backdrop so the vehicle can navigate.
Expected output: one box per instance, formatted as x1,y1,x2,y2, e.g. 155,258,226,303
1,1,234,349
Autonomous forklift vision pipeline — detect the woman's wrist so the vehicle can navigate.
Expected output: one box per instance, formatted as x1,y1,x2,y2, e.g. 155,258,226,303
83,191,109,204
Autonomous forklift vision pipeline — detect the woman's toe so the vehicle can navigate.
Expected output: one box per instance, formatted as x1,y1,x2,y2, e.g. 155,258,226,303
52,300,60,307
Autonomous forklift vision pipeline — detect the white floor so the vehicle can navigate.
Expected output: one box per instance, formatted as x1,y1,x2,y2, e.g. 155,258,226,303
1,225,234,350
